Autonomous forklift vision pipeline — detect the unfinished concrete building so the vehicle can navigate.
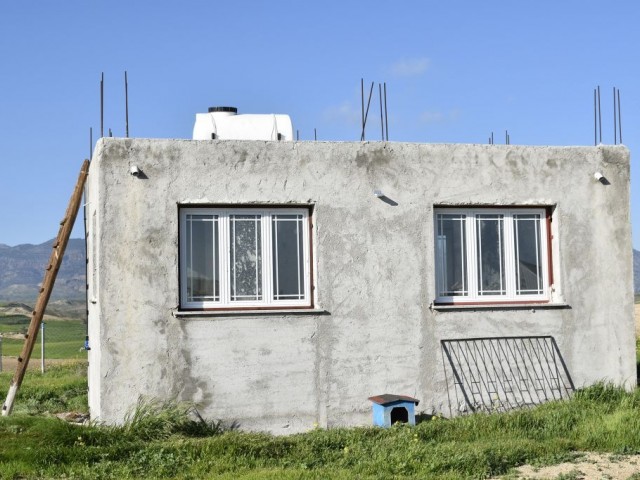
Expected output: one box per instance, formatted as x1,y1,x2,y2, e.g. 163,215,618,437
86,110,635,433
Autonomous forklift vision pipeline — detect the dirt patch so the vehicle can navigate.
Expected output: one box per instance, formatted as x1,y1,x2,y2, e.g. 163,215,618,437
496,452,640,479
0,356,73,373
0,304,63,321
2,333,27,340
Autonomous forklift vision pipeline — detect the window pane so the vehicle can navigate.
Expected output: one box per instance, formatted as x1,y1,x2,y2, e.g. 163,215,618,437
436,214,467,296
272,214,305,300
230,215,262,301
514,214,543,295
186,214,219,302
476,215,506,296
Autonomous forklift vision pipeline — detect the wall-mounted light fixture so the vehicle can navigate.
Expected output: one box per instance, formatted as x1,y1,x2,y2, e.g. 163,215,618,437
593,171,610,185
129,165,140,176
374,189,384,198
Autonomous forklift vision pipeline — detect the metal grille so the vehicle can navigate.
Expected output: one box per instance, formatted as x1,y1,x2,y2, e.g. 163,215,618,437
441,336,574,416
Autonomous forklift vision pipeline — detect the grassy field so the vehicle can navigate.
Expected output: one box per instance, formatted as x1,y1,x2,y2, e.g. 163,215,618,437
1,364,640,479
0,314,86,360
0,314,29,334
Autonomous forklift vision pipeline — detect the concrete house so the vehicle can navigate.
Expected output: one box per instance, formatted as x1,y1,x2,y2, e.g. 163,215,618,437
86,109,636,433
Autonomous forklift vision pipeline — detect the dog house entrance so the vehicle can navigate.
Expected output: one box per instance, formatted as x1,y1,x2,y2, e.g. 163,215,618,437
368,394,419,427
390,406,408,424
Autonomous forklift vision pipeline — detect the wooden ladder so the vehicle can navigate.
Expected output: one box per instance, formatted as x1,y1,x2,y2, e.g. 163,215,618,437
2,159,89,416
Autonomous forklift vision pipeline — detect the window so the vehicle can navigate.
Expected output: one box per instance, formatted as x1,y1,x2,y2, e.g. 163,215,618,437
434,207,550,304
179,207,312,309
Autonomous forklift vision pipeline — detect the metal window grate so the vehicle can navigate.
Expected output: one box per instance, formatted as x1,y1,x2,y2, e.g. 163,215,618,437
441,336,574,416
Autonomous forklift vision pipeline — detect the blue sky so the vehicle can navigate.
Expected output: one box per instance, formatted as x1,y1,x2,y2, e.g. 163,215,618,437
0,1,638,248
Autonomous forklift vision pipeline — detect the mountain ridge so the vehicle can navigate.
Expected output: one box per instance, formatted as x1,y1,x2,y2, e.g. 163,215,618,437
0,238,85,302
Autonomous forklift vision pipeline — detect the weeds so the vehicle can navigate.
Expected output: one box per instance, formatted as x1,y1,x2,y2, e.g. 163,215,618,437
121,397,224,440
554,469,584,480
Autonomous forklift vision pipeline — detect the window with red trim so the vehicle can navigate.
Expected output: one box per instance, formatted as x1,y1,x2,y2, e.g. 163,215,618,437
434,207,550,304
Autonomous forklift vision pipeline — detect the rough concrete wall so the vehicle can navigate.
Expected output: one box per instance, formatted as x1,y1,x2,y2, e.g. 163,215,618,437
87,138,635,433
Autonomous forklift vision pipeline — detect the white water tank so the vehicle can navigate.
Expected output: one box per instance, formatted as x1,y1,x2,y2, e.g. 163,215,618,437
192,106,294,141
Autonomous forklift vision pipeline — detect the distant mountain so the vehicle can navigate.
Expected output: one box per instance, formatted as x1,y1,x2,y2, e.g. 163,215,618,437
634,249,640,294
0,238,85,302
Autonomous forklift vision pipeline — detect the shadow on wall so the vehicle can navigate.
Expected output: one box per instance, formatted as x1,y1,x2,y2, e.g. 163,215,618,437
441,336,575,416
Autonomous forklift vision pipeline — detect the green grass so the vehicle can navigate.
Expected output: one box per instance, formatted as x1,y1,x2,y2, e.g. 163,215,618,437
0,316,87,360
0,362,88,415
1,366,640,479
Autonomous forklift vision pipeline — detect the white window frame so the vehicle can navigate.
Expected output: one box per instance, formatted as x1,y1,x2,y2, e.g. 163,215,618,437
179,206,312,310
434,207,551,304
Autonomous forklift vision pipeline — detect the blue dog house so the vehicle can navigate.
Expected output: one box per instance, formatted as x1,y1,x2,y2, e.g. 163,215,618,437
368,394,420,427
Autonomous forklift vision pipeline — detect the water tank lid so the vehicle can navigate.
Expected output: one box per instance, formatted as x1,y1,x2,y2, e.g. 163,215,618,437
208,106,238,113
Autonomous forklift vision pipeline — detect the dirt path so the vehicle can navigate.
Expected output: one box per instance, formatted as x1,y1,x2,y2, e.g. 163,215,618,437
494,452,640,479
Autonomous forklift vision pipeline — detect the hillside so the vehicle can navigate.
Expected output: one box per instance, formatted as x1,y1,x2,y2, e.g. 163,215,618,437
0,238,85,303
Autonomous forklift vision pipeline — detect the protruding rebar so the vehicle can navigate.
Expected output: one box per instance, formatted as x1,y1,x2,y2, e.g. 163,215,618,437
613,87,617,144
617,89,622,144
125,71,129,138
593,88,597,146
379,83,384,141
383,82,389,141
361,81,374,141
597,85,602,144
361,78,364,140
100,73,104,138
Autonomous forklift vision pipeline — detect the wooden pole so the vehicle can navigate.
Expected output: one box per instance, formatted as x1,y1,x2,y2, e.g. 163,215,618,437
2,159,89,416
